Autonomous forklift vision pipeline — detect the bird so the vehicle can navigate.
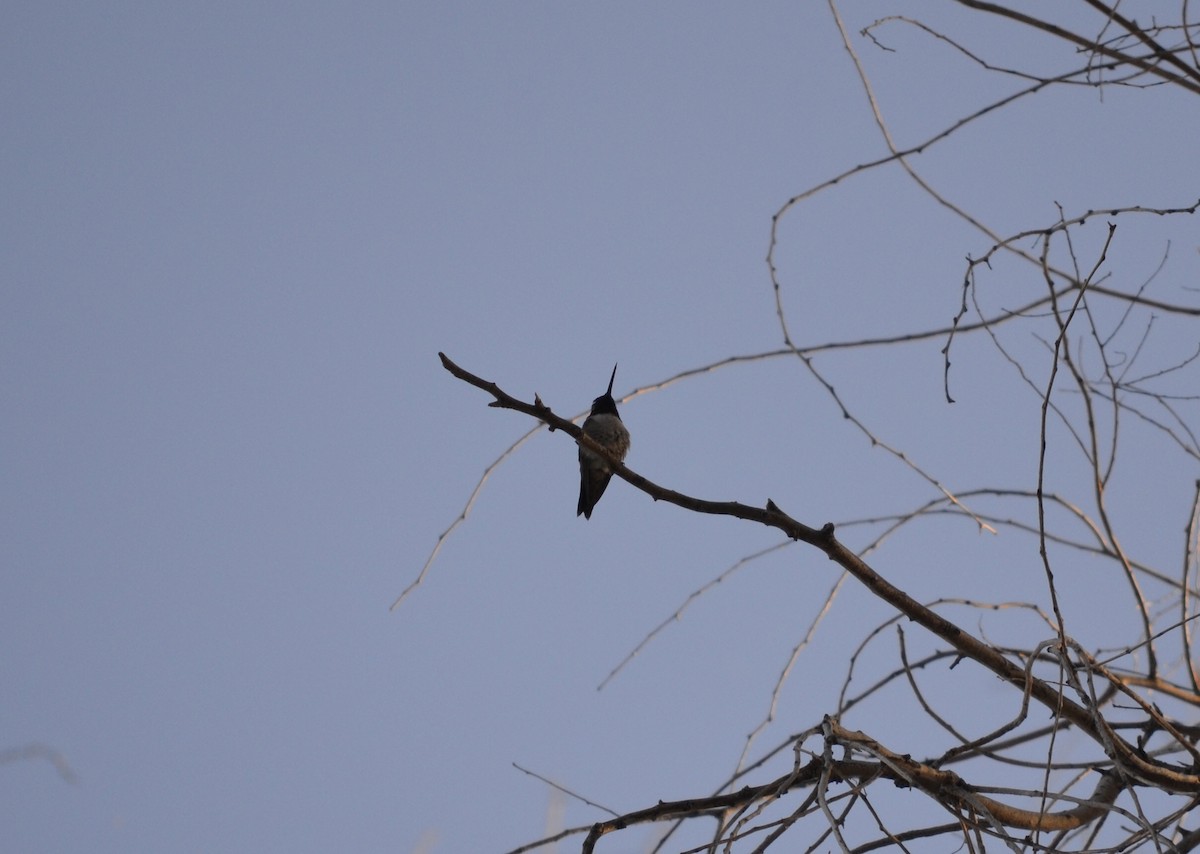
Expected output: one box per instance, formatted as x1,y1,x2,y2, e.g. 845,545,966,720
577,364,631,519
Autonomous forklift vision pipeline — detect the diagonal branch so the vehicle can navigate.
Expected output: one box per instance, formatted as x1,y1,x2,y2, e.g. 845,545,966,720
951,0,1200,94
437,351,1200,796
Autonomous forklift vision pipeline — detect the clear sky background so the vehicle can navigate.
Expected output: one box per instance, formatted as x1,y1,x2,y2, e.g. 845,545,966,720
4,3,1199,852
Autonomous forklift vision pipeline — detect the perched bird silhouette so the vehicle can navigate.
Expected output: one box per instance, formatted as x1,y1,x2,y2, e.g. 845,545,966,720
577,364,631,519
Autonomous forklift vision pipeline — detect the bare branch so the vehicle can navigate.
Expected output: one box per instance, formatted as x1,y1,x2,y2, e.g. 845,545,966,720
438,351,1200,796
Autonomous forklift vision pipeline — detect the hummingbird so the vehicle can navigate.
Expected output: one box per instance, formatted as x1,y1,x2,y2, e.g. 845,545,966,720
577,364,631,519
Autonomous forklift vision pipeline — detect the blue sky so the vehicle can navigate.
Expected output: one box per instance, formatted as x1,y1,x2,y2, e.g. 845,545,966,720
4,3,1200,852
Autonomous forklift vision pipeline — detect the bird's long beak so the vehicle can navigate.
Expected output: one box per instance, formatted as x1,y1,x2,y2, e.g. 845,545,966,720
607,363,618,397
